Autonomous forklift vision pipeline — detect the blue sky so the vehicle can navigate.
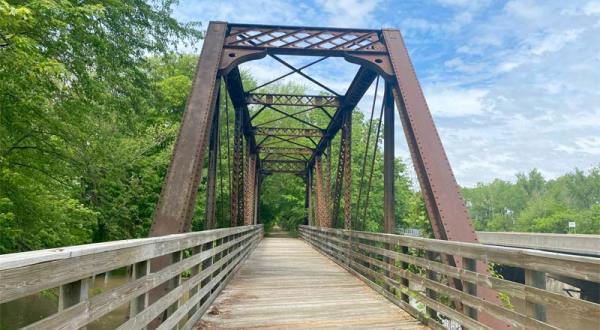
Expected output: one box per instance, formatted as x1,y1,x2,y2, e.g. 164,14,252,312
173,0,600,186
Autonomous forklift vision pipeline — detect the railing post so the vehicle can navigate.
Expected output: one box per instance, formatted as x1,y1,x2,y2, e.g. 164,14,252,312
525,269,547,322
130,260,151,319
400,245,410,304
59,278,89,311
463,257,478,319
166,251,183,318
187,246,202,320
425,251,439,320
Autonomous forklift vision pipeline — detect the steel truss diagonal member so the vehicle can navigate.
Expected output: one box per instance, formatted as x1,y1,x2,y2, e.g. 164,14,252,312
150,22,226,236
382,28,507,329
147,22,227,326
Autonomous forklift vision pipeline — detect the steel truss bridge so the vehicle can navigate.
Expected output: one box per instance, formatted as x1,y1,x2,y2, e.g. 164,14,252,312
1,22,598,330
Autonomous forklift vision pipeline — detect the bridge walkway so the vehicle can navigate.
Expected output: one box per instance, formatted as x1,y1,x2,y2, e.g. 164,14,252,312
197,237,426,329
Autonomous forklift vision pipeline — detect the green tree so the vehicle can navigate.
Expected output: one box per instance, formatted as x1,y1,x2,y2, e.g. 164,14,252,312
0,0,200,252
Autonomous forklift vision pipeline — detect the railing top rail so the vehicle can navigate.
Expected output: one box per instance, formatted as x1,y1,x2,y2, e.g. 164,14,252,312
0,225,261,271
0,225,264,330
299,225,600,282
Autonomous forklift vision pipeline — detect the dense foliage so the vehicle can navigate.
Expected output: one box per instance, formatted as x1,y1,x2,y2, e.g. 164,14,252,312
463,168,600,234
0,0,200,252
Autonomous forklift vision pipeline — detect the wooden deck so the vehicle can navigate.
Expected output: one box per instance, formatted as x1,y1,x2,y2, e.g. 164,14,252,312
197,237,426,329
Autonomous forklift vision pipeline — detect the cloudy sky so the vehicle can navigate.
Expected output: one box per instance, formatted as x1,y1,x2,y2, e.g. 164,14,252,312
173,0,600,186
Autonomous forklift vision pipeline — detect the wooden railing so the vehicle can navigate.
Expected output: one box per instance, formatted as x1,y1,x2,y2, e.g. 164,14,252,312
0,225,263,330
300,225,600,330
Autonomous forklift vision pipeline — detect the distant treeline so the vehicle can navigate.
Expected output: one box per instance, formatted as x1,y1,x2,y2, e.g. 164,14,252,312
462,168,600,234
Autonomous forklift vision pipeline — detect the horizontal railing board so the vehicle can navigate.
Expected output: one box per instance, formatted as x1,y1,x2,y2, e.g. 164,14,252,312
302,226,600,282
1,225,263,330
352,239,600,325
0,226,260,303
300,225,599,330
21,229,258,330
0,226,255,270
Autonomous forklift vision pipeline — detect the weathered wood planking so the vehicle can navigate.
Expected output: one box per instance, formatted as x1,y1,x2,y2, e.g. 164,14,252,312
197,237,427,329
300,226,600,330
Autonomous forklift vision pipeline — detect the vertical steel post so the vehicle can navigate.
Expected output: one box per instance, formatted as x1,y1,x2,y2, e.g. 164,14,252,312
307,168,313,226
231,101,244,227
253,169,259,224
383,83,395,235
244,147,257,226
342,112,352,230
205,91,220,230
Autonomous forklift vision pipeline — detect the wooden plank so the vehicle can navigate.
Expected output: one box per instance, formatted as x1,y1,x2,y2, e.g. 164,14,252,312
300,227,600,330
0,226,259,270
22,229,260,330
351,235,600,326
197,238,427,329
302,226,600,282
0,225,261,303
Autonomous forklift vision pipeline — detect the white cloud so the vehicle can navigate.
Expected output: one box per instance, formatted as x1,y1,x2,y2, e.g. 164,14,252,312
530,29,583,56
425,86,492,117
584,1,600,15
315,0,381,28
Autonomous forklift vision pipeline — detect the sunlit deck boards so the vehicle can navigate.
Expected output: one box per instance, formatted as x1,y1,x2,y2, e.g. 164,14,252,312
197,238,426,329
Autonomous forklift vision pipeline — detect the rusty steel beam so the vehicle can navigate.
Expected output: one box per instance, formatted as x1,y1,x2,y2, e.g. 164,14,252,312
204,93,220,230
253,127,324,137
261,160,306,174
244,150,257,226
383,83,395,235
382,28,506,328
331,111,352,228
247,93,339,107
306,66,377,170
314,157,331,228
150,22,226,236
225,67,258,153
231,101,244,227
148,22,227,327
259,147,313,155
225,24,387,57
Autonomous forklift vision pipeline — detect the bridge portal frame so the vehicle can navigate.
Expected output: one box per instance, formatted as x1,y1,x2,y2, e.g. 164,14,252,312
149,21,505,328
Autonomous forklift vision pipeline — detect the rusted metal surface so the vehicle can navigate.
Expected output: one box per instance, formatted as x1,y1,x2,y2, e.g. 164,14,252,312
150,22,226,236
231,96,244,227
150,21,506,328
259,147,314,155
306,66,376,171
314,157,331,228
198,238,426,329
225,24,387,56
383,83,395,234
243,150,257,226
253,127,324,137
261,160,306,174
382,28,507,328
246,93,339,107
204,93,220,230
332,112,352,229
341,113,352,230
